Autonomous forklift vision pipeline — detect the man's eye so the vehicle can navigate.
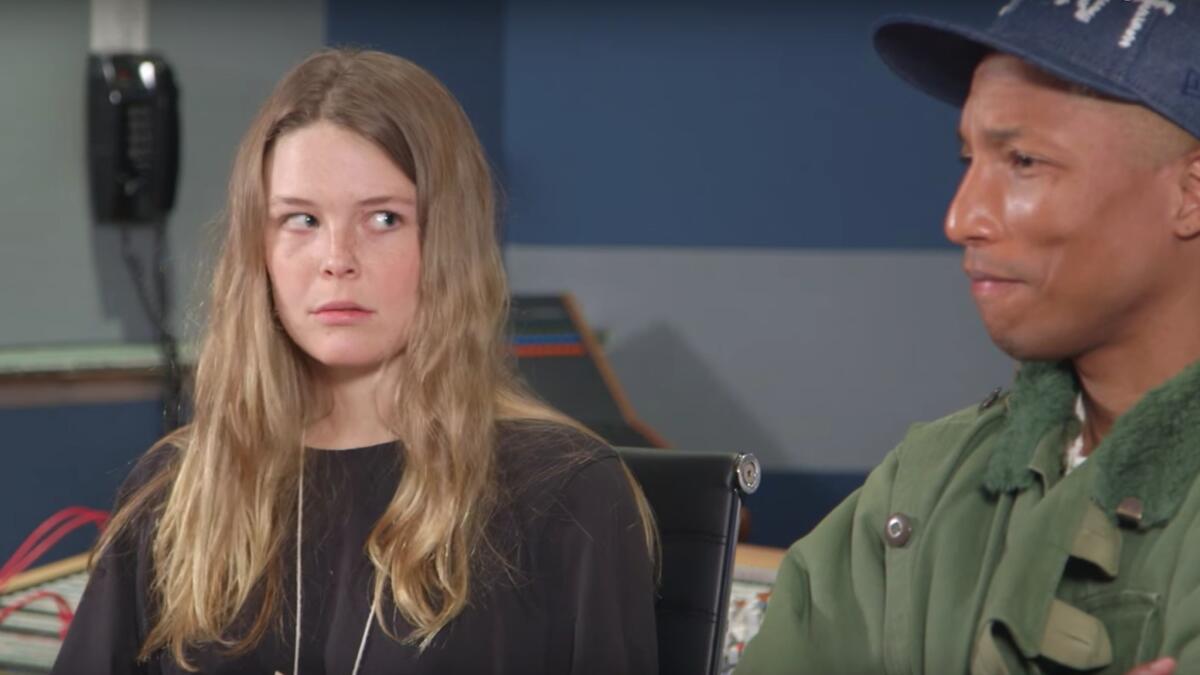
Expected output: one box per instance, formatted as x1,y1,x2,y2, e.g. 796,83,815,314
1009,151,1038,170
371,211,401,228
958,154,973,166
283,213,318,229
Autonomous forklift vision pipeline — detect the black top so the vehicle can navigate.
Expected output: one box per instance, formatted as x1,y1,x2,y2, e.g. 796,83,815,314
53,423,657,674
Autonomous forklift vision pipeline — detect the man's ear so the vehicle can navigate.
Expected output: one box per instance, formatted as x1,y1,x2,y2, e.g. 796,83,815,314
1176,147,1200,239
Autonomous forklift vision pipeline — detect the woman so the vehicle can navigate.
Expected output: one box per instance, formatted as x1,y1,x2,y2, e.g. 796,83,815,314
54,49,658,674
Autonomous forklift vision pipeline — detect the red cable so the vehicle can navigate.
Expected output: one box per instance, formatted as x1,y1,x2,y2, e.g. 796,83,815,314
0,507,109,590
0,510,107,583
0,507,93,578
0,512,108,587
0,589,75,639
1,507,108,577
0,507,111,640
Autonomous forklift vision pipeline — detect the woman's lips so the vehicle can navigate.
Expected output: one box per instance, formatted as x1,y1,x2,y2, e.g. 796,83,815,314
312,302,374,325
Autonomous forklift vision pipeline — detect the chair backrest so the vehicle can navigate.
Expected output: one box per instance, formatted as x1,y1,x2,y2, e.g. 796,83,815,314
614,447,761,675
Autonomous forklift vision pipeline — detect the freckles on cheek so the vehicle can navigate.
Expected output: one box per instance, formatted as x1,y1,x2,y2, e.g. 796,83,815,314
266,232,307,275
264,249,300,312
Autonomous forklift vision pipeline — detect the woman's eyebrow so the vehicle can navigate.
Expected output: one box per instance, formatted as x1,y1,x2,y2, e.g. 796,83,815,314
355,194,415,207
269,195,317,207
268,194,416,210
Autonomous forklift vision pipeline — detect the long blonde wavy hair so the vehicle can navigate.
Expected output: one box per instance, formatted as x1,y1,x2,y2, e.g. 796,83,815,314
95,48,656,669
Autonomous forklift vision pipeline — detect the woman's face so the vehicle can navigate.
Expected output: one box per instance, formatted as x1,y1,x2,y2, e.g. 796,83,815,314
265,121,421,377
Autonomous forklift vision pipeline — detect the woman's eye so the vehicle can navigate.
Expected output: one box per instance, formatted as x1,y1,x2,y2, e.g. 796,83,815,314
371,211,401,229
283,213,318,229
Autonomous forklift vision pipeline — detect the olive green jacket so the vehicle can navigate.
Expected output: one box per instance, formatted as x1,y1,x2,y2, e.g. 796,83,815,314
737,360,1200,674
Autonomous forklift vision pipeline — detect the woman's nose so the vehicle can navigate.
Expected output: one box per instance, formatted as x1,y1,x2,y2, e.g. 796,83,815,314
320,228,359,278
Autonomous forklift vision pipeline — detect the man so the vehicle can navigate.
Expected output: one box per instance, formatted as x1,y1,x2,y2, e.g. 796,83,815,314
738,2,1200,674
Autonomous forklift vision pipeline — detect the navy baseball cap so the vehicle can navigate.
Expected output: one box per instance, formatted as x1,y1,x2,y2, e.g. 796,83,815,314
873,0,1200,140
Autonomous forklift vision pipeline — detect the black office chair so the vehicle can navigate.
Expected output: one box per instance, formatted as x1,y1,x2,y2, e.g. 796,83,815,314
615,447,761,675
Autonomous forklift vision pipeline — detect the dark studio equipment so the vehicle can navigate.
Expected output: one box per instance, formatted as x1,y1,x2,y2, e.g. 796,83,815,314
87,54,178,224
87,53,184,430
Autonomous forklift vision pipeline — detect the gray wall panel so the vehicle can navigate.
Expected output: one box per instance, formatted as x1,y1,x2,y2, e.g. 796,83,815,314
0,0,324,348
507,244,1015,471
0,3,122,347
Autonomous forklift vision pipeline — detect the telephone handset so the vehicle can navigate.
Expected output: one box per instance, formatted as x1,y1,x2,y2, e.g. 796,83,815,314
87,53,179,225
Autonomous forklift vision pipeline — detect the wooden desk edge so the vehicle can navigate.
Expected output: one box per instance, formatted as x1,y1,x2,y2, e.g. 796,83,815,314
2,548,782,595
2,553,90,594
735,544,786,572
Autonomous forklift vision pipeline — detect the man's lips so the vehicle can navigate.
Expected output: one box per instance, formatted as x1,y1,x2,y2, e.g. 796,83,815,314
964,266,1024,298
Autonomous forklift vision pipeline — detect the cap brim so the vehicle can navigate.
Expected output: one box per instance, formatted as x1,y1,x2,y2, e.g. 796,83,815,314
873,15,1140,108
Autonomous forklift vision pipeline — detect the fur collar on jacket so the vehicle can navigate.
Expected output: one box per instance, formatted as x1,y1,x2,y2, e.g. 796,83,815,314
983,358,1200,528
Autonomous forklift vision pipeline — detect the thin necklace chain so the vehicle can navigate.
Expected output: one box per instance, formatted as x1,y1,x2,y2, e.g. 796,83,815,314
292,447,377,675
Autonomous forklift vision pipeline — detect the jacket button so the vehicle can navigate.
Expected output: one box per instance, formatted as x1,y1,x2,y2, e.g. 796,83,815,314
979,387,1003,412
884,513,913,547
1116,497,1144,527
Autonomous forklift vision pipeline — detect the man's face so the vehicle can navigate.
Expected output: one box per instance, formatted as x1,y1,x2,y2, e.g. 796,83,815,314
948,53,1189,361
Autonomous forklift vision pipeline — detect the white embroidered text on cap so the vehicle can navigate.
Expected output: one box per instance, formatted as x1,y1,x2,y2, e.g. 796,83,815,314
1037,0,1178,48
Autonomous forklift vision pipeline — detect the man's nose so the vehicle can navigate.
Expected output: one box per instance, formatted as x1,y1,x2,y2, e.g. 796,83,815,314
944,162,1001,247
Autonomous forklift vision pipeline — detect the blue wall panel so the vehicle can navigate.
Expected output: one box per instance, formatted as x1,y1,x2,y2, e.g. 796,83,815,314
501,1,999,249
325,1,1004,249
0,401,162,563
743,470,867,549
326,0,506,172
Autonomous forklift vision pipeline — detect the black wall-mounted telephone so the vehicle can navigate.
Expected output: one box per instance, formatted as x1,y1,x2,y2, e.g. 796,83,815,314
87,53,180,225
87,53,185,430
